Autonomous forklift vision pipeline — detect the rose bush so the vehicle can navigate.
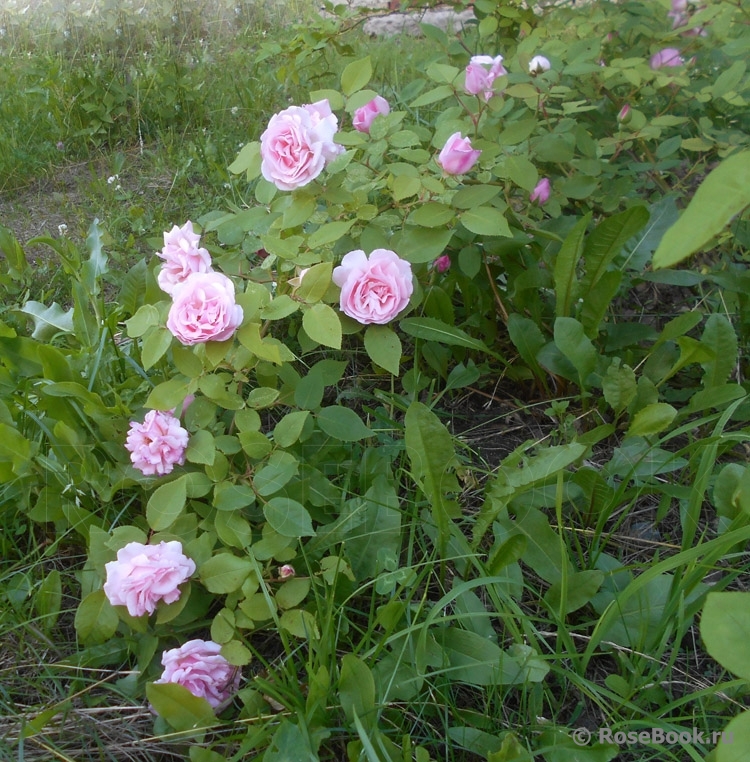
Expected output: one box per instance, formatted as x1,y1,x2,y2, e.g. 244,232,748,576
103,541,195,618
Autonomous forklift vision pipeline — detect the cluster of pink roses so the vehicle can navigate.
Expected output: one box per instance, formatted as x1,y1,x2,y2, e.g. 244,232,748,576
103,541,240,709
157,221,244,346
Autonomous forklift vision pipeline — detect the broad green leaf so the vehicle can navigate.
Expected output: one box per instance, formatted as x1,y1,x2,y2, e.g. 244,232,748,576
264,497,316,537
410,84,453,108
580,206,649,293
602,360,637,414
199,553,253,593
276,578,311,609
75,589,118,644
141,327,173,371
405,402,461,558
451,184,501,209
307,219,354,249
392,175,421,201
228,141,261,180
701,313,738,388
341,56,372,96
701,592,750,681
273,410,310,448
712,60,746,99
279,609,320,640
545,569,604,614
400,317,492,354
253,451,299,496
553,214,590,318
653,151,750,269
302,303,342,349
339,654,376,729
146,378,192,411
296,262,332,304
34,569,62,631
717,710,750,762
146,683,216,732
20,301,74,341
507,314,546,380
82,219,108,297
432,628,518,686
627,403,677,438
408,203,454,228
364,324,402,375
554,317,597,386
460,207,511,237
397,226,454,264
317,406,371,441
125,304,161,338
146,476,187,531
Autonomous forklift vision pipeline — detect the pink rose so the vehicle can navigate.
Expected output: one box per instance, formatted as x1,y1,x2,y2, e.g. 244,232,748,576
166,271,244,345
650,48,684,69
125,409,189,476
530,177,551,205
617,104,632,124
155,639,240,709
464,54,507,101
260,99,343,191
437,132,481,175
332,249,413,325
433,255,451,273
156,221,213,296
352,96,390,134
529,55,551,75
103,540,195,617
279,564,296,579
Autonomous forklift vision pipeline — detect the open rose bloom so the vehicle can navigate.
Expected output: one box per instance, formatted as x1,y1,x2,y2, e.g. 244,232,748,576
156,221,213,295
333,249,413,325
464,54,507,101
125,409,188,476
166,271,244,345
156,639,240,709
103,541,196,618
260,99,343,190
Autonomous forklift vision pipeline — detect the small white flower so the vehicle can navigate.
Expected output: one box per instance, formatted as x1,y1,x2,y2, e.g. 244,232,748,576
529,55,551,75
107,174,119,184
231,106,239,115
58,223,68,236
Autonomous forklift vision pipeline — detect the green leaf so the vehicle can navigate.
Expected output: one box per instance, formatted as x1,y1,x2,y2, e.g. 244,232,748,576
339,654,376,730
553,214,590,318
408,203,455,228
602,360,637,414
410,84,454,108
279,609,320,640
141,327,173,371
652,151,750,269
397,226,454,264
507,314,546,380
146,683,216,732
701,313,738,389
35,569,62,632
432,628,518,686
460,207,511,237
147,476,187,531
185,430,216,466
717,710,750,762
627,403,678,438
273,410,310,448
341,56,372,96
545,569,604,614
451,185,501,209
264,497,316,537
364,324,402,375
20,301,74,340
701,591,750,681
392,175,421,202
146,378,192,411
297,262,332,304
307,219,355,249
75,589,118,644
253,451,299,496
199,553,253,594
317,406,372,441
228,141,261,180
302,303,342,349
580,206,649,293
405,402,461,558
400,317,492,354
554,317,597,386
